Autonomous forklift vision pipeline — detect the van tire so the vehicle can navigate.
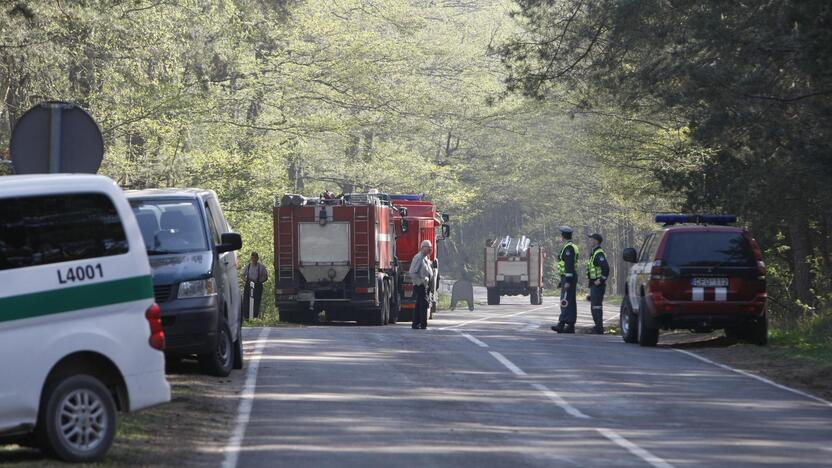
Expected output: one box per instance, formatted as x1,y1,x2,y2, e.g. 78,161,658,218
747,314,768,346
637,297,659,347
199,320,234,377
37,375,117,463
530,288,540,305
620,297,638,343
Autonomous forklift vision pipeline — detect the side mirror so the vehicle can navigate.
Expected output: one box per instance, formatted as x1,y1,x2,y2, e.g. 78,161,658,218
623,247,638,263
400,219,409,234
441,224,450,239
217,232,243,253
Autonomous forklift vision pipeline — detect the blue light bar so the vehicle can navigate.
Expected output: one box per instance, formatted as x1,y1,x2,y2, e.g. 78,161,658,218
655,214,737,225
389,194,423,201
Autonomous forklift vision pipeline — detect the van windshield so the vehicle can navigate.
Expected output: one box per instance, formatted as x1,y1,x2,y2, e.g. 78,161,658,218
130,199,209,255
663,231,756,267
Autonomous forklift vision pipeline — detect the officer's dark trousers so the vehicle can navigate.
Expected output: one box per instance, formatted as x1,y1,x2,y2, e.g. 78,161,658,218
413,284,429,328
590,283,606,328
243,282,264,319
558,279,577,325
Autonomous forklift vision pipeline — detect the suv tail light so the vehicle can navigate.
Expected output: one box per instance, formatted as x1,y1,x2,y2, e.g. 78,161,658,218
145,303,165,351
650,260,672,281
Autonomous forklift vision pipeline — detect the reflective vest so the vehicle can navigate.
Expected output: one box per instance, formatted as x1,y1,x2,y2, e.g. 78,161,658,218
557,242,579,276
587,247,606,280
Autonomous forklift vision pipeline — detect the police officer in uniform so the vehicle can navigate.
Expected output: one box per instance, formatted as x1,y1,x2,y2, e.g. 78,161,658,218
586,233,610,334
552,226,579,333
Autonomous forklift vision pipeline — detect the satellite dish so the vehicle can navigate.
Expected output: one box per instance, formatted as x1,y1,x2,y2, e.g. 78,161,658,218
10,101,104,174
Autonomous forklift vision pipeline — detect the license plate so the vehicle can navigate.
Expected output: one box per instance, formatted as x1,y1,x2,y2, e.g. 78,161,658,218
297,290,314,301
691,277,728,287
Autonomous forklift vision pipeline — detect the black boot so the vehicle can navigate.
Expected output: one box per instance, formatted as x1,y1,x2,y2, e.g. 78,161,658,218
591,325,604,335
551,322,566,333
563,324,575,334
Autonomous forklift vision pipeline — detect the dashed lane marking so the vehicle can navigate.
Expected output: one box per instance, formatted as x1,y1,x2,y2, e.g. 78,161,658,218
460,332,489,348
530,383,591,419
488,351,527,376
596,428,675,468
222,327,271,468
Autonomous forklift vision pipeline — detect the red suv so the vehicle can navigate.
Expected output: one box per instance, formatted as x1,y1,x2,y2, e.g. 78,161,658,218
620,215,768,346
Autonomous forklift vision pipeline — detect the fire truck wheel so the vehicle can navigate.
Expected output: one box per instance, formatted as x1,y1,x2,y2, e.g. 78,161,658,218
487,288,500,305
530,288,540,305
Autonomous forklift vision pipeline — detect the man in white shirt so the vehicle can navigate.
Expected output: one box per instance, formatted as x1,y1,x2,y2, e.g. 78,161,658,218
409,240,434,329
243,252,268,319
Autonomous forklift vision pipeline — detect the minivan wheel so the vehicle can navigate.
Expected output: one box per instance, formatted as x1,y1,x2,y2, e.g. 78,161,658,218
37,375,116,463
200,320,234,377
232,328,244,370
637,297,659,347
620,297,638,344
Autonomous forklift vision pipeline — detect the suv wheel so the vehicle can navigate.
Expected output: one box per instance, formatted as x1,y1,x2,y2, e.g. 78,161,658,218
620,296,638,343
200,319,234,377
747,313,768,346
637,297,659,347
37,375,117,463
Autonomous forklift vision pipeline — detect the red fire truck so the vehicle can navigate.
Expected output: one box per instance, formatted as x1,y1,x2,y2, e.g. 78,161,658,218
484,236,545,305
390,194,449,322
273,193,402,325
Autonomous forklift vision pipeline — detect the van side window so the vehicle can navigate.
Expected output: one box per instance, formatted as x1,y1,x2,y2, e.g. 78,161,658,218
0,193,129,271
204,204,221,245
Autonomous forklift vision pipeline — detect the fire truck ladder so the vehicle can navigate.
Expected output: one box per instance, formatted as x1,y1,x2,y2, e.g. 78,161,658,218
277,209,295,283
353,206,371,284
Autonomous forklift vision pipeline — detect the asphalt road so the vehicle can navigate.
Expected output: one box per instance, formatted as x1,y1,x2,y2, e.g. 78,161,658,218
228,293,832,467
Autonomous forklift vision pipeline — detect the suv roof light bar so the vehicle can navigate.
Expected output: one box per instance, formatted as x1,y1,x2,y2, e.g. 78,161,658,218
655,214,737,226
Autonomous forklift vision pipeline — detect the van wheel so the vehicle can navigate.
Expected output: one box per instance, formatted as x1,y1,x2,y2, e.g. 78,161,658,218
37,375,117,463
620,297,638,343
200,320,234,377
637,297,659,347
530,288,540,305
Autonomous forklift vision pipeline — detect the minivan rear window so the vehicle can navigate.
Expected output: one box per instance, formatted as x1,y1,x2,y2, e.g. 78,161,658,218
0,193,129,271
662,231,755,267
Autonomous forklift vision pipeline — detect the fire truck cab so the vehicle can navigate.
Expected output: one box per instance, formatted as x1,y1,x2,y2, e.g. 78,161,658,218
390,195,449,322
273,192,401,325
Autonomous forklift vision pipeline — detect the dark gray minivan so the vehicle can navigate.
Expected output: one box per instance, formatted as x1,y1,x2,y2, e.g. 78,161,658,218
127,189,243,376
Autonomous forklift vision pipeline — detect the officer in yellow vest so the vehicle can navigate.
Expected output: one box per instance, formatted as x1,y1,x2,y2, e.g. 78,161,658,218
552,226,579,333
586,233,610,334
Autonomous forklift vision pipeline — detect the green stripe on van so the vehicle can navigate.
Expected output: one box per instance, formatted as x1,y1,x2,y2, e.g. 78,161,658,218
0,275,153,323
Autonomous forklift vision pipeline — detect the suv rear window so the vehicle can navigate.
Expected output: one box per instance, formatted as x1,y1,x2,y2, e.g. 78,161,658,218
662,231,755,267
0,193,129,271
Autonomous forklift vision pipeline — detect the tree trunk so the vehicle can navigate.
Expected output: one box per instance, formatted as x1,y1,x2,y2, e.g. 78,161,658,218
788,214,814,314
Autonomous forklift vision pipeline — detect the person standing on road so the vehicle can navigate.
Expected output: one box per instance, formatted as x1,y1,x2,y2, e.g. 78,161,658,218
586,233,610,334
243,252,268,319
552,226,579,334
409,240,434,330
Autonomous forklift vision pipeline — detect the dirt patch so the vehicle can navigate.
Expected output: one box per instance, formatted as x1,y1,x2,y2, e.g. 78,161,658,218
660,331,832,402
0,359,245,467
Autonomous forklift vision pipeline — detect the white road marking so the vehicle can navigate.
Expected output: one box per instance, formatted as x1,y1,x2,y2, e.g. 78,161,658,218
530,383,591,419
222,327,271,468
489,351,527,376
460,332,489,348
440,305,550,330
674,349,832,408
596,428,674,468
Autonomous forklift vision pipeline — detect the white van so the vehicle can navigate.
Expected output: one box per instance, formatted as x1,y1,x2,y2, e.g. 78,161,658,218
0,174,171,462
